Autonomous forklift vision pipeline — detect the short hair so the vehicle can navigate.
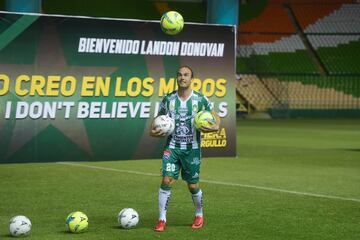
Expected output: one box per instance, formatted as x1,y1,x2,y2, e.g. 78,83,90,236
178,65,194,78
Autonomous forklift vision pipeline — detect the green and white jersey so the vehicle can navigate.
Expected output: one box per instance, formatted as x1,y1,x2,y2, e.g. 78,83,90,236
158,90,213,150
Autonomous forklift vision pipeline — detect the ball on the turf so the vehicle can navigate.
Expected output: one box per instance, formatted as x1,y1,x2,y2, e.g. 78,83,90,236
9,215,32,237
194,111,216,129
66,211,88,233
153,115,175,136
160,11,184,35
118,208,139,229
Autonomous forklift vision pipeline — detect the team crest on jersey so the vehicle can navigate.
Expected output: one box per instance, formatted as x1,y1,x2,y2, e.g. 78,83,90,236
163,150,171,161
169,102,175,111
192,104,198,113
176,124,190,135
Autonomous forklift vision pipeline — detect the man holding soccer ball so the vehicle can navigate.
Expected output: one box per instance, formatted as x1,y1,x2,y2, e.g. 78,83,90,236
150,66,220,232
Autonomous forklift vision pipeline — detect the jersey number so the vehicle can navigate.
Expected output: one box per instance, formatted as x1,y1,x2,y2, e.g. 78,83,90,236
166,163,175,172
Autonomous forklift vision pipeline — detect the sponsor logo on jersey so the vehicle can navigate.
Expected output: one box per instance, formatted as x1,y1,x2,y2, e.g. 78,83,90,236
173,134,194,143
176,114,192,121
163,150,171,161
193,95,203,101
178,107,188,114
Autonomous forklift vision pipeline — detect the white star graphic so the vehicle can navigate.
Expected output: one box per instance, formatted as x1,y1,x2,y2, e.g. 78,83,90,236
1,22,117,160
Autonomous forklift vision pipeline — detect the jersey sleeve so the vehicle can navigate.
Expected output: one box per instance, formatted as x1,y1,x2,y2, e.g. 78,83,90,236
158,96,168,115
202,95,213,111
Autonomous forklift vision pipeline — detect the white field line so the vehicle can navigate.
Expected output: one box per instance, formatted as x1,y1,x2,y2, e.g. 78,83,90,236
56,162,360,203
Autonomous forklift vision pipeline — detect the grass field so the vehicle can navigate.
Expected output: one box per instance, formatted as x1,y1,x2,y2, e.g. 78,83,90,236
0,119,359,239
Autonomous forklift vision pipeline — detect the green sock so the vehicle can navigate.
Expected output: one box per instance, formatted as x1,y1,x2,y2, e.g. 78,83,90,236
160,183,172,191
189,188,200,194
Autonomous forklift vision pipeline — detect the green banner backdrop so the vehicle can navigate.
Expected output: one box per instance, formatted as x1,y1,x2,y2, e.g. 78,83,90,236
0,12,236,163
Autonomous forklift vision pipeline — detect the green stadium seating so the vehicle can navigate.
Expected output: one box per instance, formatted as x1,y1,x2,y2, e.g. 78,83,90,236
315,39,360,74
237,50,319,74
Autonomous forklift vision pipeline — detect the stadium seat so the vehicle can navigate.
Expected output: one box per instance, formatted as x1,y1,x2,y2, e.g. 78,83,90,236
238,74,360,110
308,36,360,74
291,2,360,33
237,34,319,74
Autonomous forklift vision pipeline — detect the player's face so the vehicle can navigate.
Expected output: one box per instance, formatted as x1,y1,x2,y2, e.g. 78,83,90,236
177,67,193,90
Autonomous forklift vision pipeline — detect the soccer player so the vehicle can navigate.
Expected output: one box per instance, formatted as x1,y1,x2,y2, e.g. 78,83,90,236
150,66,220,232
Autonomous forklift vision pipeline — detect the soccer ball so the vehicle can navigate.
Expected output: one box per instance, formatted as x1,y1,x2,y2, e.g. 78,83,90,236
66,211,88,233
194,111,216,129
153,115,175,136
160,11,184,35
118,208,139,229
9,215,32,237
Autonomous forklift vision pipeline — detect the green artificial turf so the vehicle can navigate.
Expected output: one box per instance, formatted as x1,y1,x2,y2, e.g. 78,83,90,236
0,119,359,239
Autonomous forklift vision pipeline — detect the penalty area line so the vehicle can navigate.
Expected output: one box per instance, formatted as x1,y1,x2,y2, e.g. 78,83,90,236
56,161,360,203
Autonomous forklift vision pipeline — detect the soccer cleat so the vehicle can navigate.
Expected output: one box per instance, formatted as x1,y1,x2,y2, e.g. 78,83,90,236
191,216,204,229
154,220,166,232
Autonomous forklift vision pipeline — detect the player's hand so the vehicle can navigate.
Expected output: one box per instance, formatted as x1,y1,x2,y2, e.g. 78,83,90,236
150,128,167,137
199,112,220,133
149,117,167,137
199,121,219,132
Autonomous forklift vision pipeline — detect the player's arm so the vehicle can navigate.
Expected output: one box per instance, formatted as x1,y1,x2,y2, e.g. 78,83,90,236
199,111,220,133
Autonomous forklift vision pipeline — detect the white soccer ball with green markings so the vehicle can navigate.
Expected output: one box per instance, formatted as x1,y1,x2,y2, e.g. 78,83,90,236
9,215,32,237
